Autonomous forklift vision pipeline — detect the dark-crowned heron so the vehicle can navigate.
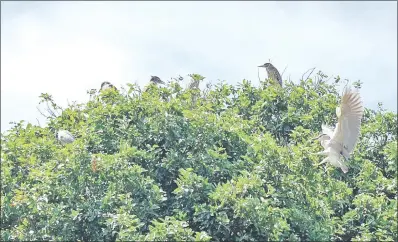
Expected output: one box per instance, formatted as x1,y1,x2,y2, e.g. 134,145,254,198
100,81,118,91
57,130,75,145
150,76,165,85
258,63,282,86
313,85,364,173
143,76,165,93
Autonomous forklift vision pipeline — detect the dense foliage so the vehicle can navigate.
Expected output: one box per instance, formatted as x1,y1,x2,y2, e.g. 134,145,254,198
1,73,397,241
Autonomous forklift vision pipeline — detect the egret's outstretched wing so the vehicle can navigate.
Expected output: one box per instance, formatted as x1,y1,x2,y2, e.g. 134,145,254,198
338,86,364,155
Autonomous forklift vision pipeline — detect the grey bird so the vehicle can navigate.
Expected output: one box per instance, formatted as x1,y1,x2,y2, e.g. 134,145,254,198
258,63,283,86
100,81,118,91
313,85,364,173
188,79,200,90
57,130,75,145
150,76,165,85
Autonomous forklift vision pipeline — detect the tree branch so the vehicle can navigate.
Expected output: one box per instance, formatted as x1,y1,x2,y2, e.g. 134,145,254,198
281,65,288,79
301,67,316,81
37,106,49,119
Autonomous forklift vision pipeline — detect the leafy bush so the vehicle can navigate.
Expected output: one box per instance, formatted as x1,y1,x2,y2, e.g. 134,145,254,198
1,73,397,241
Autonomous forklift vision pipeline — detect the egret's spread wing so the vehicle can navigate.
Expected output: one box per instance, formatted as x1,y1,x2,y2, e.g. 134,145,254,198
338,86,364,154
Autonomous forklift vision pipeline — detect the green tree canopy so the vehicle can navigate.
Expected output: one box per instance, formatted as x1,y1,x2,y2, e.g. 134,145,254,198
1,72,397,241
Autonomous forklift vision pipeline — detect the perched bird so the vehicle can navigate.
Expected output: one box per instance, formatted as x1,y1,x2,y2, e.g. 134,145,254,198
143,76,165,93
258,63,283,86
313,86,364,173
100,81,118,91
187,74,205,90
188,79,200,90
150,76,165,85
57,130,75,145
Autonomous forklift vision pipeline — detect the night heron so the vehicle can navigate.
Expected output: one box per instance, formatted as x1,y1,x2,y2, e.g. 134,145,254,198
143,76,165,92
313,85,364,173
150,76,165,85
57,130,75,145
100,81,118,92
258,63,283,86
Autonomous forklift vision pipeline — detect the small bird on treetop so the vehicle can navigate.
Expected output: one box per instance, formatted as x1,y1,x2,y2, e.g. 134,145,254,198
100,81,118,92
150,76,165,85
187,74,205,90
258,62,283,86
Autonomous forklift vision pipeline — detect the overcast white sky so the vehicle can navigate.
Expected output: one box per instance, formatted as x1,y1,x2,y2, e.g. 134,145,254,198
1,1,397,132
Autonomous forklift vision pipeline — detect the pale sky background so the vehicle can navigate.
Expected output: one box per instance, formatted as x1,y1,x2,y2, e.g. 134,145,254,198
1,1,397,133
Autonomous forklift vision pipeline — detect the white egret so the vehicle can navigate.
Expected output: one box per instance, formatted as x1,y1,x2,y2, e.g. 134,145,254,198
57,130,75,145
314,86,364,173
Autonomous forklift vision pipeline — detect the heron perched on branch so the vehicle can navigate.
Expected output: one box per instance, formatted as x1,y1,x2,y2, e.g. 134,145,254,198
313,85,364,173
100,81,118,92
150,76,165,85
258,63,283,86
187,74,205,90
57,130,75,145
143,76,166,93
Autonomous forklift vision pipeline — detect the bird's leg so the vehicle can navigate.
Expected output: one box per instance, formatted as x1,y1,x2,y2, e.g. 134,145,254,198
310,150,328,156
317,157,329,166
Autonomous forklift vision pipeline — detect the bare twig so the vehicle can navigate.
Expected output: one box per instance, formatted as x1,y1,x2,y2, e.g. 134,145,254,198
36,118,41,126
45,102,57,118
301,67,316,81
37,106,49,119
281,65,288,79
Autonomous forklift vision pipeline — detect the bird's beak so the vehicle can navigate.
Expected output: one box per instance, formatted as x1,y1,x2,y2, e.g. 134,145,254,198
311,134,325,141
258,64,265,68
311,134,323,141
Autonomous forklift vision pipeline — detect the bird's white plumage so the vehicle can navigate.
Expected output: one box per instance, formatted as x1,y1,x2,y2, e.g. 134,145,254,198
315,86,364,173
338,86,364,154
57,130,75,145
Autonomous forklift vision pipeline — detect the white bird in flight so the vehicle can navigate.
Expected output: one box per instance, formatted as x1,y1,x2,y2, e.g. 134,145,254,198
57,130,75,145
313,85,364,173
